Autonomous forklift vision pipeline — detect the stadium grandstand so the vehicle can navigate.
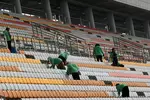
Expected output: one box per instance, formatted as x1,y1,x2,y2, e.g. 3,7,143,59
0,0,150,100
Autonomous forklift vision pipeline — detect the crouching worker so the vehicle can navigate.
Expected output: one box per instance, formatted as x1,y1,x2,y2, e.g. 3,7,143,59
47,57,66,70
58,52,69,65
116,83,130,97
111,48,124,67
66,63,81,80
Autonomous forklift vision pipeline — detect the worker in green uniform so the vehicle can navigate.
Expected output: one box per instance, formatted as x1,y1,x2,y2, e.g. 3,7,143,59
47,57,65,69
58,52,69,65
66,63,81,80
93,44,104,62
111,48,124,67
116,83,129,97
3,27,11,51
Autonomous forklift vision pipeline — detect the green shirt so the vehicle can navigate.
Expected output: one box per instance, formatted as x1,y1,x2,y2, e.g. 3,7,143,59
66,63,79,75
93,46,104,56
48,57,62,67
59,52,69,60
116,84,127,96
3,30,11,41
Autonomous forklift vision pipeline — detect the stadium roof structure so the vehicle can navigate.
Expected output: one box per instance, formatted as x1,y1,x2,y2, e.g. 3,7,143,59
0,0,149,38
0,0,150,19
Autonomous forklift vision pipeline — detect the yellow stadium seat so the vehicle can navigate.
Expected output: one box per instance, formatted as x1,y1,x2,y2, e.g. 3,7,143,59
14,78,21,84
0,57,2,61
10,78,17,84
23,78,29,84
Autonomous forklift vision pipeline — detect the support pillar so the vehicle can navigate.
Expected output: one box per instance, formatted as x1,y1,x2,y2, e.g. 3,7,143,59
144,21,150,39
60,0,71,24
85,7,95,28
107,12,116,33
14,0,22,14
44,0,53,20
126,17,135,36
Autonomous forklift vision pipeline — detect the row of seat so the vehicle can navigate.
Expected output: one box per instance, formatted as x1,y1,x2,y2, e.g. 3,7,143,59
19,65,150,80
13,36,44,43
0,14,14,20
122,65,150,72
0,21,30,31
79,64,149,74
3,19,31,27
25,51,98,63
0,83,150,92
76,63,127,70
80,67,145,75
120,61,150,67
0,53,25,58
110,72,150,79
0,66,21,72
0,61,45,68
0,77,64,84
0,57,41,64
0,84,115,91
21,98,150,100
0,15,29,24
20,16,71,33
0,76,148,87
0,22,27,30
0,48,10,53
0,68,149,82
52,23,76,30
0,90,109,98
19,66,144,77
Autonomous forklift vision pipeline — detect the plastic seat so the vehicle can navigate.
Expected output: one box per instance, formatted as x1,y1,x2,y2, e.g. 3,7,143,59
18,91,25,98
11,90,18,98
65,91,79,98
3,91,9,98
29,91,37,98
48,91,57,98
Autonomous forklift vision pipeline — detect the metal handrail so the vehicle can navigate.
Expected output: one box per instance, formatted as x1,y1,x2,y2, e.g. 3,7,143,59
9,22,89,57
113,36,147,63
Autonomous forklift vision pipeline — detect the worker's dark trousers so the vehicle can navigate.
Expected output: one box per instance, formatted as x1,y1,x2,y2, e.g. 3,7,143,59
72,72,80,80
7,41,11,52
122,86,130,97
96,55,103,62
112,57,118,66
